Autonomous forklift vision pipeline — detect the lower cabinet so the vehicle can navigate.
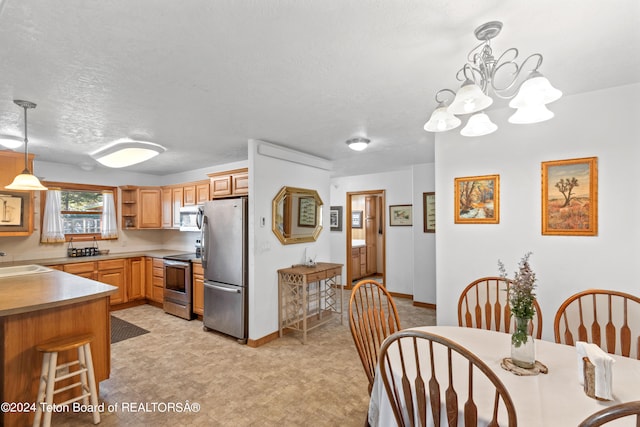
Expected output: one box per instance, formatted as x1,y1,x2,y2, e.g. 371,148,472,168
192,262,204,316
127,257,144,301
145,257,164,304
96,259,127,305
351,246,366,281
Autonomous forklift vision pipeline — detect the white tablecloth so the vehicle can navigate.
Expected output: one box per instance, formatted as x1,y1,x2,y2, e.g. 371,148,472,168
368,326,640,427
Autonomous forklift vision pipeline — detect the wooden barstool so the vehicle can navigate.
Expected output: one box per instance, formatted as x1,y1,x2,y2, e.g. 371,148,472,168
33,333,100,427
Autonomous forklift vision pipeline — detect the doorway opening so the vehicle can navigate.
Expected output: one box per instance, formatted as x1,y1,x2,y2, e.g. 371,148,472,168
346,190,386,288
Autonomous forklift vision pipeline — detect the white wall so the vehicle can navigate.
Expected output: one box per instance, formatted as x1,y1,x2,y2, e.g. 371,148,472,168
330,164,436,303
435,83,640,340
248,140,331,340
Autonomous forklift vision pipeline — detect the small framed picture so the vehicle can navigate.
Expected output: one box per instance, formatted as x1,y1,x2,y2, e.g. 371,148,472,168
330,206,342,231
0,191,29,232
297,197,316,227
454,174,500,224
389,205,412,226
541,157,597,236
352,210,363,228
423,192,435,233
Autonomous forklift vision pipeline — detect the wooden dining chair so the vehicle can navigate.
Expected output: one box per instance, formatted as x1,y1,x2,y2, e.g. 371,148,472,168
554,289,640,359
458,276,543,339
378,329,517,427
349,279,402,395
578,400,640,427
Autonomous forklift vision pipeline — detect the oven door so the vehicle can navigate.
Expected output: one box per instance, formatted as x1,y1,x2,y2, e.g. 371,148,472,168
164,260,190,299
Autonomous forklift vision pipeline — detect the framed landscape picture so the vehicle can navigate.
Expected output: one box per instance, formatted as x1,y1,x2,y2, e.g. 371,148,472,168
389,204,412,226
423,192,435,233
454,174,500,224
329,206,342,231
541,157,597,236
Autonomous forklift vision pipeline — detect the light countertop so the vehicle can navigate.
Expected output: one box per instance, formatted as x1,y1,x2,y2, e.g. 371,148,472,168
0,250,194,268
0,269,118,316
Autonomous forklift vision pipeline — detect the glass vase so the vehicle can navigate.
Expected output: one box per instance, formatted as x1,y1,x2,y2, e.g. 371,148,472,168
511,317,535,369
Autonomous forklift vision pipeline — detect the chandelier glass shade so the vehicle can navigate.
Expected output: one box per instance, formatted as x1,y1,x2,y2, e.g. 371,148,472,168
424,21,562,136
5,100,48,191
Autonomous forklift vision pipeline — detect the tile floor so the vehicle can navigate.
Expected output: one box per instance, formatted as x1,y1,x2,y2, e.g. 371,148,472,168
53,291,436,426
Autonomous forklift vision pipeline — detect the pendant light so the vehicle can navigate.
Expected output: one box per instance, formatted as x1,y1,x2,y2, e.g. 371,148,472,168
5,100,48,191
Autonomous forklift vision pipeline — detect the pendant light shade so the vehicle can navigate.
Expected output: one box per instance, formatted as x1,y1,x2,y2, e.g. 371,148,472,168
509,71,563,109
4,100,48,191
91,140,166,168
447,79,493,115
508,104,555,124
424,104,461,132
460,112,498,137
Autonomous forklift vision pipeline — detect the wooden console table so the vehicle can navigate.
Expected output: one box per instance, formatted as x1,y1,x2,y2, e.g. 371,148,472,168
277,262,343,344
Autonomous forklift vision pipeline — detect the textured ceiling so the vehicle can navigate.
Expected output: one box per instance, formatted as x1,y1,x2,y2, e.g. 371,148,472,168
0,0,638,177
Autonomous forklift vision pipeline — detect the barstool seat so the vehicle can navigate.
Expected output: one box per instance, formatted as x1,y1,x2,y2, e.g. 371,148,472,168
33,332,100,427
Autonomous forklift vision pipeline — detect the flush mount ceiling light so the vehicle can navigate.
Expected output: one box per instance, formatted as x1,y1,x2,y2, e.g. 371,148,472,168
91,139,166,168
5,100,48,191
424,21,562,137
0,134,23,149
346,137,370,151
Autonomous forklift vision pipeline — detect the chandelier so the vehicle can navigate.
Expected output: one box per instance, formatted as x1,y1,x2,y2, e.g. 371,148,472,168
424,21,562,137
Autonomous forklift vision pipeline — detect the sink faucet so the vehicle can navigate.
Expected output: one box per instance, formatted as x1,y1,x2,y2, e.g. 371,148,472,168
0,251,6,257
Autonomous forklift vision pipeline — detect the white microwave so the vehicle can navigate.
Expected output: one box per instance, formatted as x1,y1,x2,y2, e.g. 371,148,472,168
179,205,203,231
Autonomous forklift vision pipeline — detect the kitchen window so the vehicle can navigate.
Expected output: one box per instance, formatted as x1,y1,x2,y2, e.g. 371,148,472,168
40,182,118,241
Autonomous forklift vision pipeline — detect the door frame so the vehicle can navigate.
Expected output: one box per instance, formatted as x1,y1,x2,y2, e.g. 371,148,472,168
346,190,386,288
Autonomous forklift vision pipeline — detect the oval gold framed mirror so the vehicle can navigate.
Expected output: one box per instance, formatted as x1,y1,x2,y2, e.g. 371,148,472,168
272,186,323,244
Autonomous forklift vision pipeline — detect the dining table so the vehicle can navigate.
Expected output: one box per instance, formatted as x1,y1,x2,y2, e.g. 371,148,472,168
368,326,640,427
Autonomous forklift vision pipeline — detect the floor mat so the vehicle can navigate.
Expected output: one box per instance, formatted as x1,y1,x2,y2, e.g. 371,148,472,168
111,315,149,344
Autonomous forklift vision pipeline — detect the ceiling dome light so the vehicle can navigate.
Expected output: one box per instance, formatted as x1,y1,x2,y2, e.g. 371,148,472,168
460,112,498,137
346,137,370,151
0,135,24,149
91,140,166,168
424,104,461,132
5,100,47,191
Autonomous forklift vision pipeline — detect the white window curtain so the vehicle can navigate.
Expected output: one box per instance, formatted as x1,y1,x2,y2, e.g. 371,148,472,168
41,189,65,243
101,190,118,239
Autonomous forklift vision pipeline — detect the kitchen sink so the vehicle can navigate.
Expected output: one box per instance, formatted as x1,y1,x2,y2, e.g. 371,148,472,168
0,264,53,278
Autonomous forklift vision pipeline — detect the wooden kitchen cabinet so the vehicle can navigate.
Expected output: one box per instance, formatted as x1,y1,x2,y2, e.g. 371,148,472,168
97,259,126,305
192,262,204,316
351,247,362,280
365,196,377,276
127,257,144,301
183,184,196,206
148,257,165,304
161,187,172,228
196,181,210,203
119,186,162,229
0,150,35,236
172,187,183,228
208,168,248,198
63,261,97,280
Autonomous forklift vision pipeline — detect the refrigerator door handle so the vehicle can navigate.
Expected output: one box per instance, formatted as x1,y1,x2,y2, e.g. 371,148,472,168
201,215,209,269
205,282,241,294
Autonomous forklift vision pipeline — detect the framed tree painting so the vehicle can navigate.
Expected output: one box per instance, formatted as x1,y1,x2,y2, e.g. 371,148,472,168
454,174,499,224
541,157,597,236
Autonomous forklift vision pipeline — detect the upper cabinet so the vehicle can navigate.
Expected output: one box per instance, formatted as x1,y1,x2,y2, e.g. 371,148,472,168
208,168,248,198
120,186,162,229
0,150,35,236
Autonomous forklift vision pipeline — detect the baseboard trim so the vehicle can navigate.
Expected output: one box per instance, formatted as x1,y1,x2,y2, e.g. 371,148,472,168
413,301,436,309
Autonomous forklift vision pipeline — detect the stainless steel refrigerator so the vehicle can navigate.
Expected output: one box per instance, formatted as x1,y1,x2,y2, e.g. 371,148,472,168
201,197,248,343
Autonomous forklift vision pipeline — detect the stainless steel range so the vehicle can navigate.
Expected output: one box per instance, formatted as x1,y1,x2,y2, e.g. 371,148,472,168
163,253,196,320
